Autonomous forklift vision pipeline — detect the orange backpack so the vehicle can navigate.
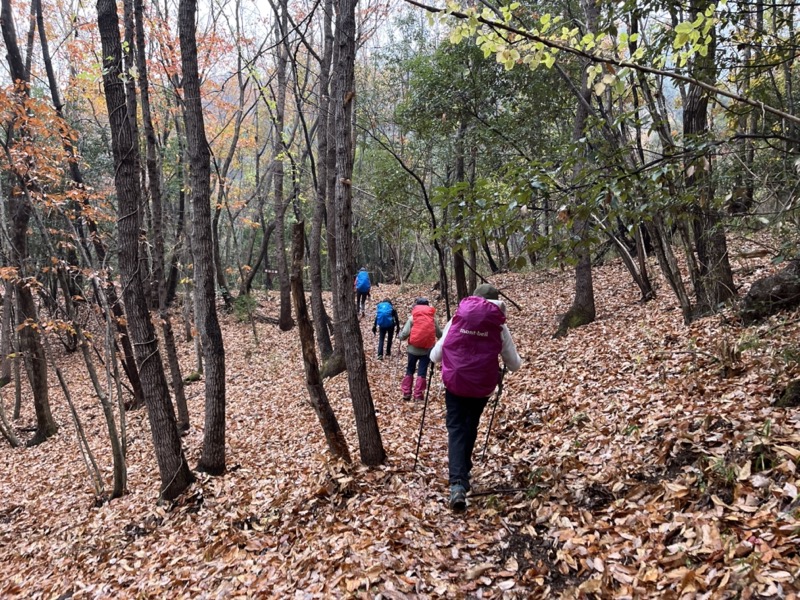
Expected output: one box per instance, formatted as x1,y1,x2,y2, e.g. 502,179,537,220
409,305,436,349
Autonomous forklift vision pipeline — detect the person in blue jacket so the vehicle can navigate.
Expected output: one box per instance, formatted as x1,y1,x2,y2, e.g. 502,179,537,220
354,268,371,317
372,298,400,359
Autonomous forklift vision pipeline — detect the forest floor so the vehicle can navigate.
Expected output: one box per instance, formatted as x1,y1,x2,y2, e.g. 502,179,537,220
1,246,799,598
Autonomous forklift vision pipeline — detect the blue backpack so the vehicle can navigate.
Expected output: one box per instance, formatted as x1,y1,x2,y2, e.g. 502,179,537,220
376,302,394,328
355,270,371,293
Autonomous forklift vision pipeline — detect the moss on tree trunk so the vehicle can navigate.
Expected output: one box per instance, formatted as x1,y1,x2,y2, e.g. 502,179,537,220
555,306,595,338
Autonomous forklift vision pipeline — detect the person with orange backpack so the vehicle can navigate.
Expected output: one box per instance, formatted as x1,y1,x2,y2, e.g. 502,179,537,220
398,298,441,401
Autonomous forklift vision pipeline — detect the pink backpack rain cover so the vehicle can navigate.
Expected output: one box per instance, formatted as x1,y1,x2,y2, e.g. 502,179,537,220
441,296,505,397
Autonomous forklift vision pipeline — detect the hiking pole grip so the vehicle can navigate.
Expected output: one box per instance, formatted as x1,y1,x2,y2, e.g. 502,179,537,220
413,363,435,471
481,365,507,462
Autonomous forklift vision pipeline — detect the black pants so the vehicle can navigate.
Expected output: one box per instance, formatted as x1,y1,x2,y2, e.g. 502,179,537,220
356,292,368,313
445,389,489,488
377,326,395,356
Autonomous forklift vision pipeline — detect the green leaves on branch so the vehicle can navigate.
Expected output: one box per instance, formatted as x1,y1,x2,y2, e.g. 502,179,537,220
671,2,722,66
442,0,725,94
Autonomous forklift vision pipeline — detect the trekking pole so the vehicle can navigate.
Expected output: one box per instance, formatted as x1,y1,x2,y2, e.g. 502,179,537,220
413,363,435,471
481,365,507,462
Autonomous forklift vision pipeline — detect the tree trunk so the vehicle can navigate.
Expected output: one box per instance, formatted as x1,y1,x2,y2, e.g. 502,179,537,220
272,0,294,332
165,114,188,307
683,0,735,314
556,0,598,337
97,0,194,500
136,0,189,431
212,205,233,310
309,0,335,361
291,223,351,462
179,0,227,474
1,0,57,445
332,0,385,465
321,36,347,380
35,0,144,410
0,281,13,387
452,119,469,302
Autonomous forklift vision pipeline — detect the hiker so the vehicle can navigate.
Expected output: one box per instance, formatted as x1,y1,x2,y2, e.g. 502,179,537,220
398,297,441,401
430,283,521,513
354,268,371,317
372,298,400,360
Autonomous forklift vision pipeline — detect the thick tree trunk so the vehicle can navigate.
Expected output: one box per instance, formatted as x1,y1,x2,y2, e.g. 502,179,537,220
179,0,227,474
97,0,194,500
682,1,735,314
291,223,351,462
332,0,385,465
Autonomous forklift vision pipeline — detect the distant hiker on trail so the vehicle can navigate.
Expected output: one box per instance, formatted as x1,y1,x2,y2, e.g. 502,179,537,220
430,283,521,513
354,268,371,317
398,297,441,402
372,298,400,360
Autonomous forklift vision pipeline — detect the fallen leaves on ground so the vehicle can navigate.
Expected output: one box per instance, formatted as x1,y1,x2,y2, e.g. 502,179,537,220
1,251,799,598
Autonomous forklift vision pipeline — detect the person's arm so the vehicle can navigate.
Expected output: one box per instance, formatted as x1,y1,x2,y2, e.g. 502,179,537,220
430,320,452,364
398,317,412,341
500,325,522,371
434,320,443,339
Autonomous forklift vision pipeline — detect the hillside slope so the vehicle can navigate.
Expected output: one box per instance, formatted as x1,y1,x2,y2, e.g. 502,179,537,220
0,255,798,597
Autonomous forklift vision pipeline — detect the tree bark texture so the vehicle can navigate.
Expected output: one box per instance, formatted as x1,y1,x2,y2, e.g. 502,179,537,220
332,0,385,465
135,0,188,430
290,223,351,462
34,0,145,409
97,0,193,500
179,0,227,474
2,0,57,445
683,0,735,314
321,36,347,380
556,0,598,337
272,0,294,332
453,119,469,302
309,0,335,361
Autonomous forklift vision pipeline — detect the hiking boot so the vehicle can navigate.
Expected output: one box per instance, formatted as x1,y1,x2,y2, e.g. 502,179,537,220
377,354,383,361
449,485,467,512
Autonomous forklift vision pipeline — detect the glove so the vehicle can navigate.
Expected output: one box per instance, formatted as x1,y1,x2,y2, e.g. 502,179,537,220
372,326,377,334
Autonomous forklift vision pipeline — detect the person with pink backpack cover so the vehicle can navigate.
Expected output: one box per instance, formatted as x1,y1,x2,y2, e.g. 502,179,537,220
430,284,521,512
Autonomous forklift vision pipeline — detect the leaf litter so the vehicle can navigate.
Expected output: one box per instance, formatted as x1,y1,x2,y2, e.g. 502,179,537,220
0,252,799,598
